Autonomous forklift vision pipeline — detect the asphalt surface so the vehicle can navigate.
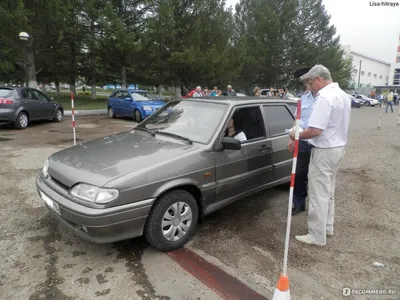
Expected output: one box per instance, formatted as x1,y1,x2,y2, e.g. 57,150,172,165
0,106,399,300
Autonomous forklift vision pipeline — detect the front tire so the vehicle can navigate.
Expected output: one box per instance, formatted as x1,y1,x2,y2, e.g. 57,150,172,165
364,101,371,107
53,109,63,122
144,190,199,252
135,110,142,123
14,112,29,129
108,107,116,118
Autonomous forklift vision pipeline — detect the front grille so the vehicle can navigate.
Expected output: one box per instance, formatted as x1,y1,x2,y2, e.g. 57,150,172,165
50,176,69,190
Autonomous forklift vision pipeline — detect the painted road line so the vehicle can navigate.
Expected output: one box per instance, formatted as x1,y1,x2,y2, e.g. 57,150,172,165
168,247,268,300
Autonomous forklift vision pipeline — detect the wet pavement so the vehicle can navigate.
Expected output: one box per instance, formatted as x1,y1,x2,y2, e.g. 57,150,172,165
1,108,399,300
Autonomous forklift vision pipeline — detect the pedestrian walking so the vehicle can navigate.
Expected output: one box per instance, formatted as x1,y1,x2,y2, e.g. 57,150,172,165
288,68,317,215
386,92,394,113
289,64,351,247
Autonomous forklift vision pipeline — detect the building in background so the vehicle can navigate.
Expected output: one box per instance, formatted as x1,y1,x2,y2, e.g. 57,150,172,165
388,34,400,86
341,45,391,93
374,34,400,96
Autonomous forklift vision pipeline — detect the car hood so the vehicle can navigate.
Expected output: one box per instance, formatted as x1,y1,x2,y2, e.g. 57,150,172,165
137,100,164,107
47,130,198,188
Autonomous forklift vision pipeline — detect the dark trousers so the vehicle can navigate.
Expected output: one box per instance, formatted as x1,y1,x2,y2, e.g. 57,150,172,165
293,141,314,208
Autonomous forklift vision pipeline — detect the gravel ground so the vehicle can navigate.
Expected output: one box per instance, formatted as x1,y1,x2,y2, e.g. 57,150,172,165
0,106,399,300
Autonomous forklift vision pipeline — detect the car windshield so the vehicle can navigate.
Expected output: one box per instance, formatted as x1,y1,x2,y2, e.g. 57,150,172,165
130,91,154,101
136,100,228,144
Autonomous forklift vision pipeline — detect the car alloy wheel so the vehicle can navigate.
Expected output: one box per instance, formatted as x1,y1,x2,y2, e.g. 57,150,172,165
364,101,370,107
15,112,29,129
162,202,192,242
55,109,63,122
144,190,198,252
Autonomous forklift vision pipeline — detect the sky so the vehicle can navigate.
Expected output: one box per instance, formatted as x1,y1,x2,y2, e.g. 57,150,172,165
225,0,400,64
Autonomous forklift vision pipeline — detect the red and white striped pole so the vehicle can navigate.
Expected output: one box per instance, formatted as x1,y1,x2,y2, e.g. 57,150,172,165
70,91,76,145
272,99,301,300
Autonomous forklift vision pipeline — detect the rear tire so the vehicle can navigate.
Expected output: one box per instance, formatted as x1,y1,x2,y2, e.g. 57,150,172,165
14,112,29,129
144,190,198,252
364,101,371,107
135,110,142,123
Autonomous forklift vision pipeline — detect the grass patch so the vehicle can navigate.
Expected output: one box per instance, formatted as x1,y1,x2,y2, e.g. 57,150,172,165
52,94,108,110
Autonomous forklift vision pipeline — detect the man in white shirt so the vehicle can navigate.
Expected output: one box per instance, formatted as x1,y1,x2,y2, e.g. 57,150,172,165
289,64,351,247
192,86,204,97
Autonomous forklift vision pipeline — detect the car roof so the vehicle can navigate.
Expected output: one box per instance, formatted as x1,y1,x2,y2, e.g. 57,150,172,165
170,96,298,106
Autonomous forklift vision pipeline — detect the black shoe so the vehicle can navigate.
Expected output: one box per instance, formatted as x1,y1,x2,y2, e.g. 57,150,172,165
292,206,305,215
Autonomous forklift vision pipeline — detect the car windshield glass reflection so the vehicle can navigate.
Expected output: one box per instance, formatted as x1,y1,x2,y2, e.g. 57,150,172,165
137,100,228,144
131,92,154,101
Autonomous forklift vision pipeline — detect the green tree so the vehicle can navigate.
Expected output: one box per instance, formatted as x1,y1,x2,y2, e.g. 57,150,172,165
0,0,29,83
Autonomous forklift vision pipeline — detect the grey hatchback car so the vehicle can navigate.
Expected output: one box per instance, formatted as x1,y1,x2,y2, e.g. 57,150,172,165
36,97,297,251
0,86,64,129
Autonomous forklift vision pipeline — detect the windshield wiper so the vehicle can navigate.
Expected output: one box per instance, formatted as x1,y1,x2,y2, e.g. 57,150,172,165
154,131,193,145
134,127,155,136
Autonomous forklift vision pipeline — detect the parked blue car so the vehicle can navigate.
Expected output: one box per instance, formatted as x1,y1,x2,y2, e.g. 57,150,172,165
107,89,165,122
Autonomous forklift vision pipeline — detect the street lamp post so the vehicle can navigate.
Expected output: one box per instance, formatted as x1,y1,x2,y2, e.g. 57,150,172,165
19,32,30,87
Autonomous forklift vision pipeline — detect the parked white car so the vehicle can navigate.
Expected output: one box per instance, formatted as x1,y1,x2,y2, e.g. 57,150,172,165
352,93,379,107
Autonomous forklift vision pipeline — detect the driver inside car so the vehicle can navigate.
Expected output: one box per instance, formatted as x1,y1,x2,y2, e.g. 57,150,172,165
225,116,247,142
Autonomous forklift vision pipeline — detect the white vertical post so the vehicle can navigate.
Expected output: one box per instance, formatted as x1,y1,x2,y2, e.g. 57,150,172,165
377,99,384,130
70,92,76,145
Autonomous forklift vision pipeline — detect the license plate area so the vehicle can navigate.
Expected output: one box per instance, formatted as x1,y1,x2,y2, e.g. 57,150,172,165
39,190,61,215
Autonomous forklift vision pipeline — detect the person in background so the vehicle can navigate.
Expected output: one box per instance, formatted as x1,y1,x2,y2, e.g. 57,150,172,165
204,87,209,96
209,87,218,96
217,90,223,96
288,68,317,215
289,64,351,247
192,86,204,97
253,87,260,96
386,92,394,113
226,85,237,96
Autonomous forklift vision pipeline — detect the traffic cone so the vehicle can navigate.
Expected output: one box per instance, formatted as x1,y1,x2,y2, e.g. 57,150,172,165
272,274,290,300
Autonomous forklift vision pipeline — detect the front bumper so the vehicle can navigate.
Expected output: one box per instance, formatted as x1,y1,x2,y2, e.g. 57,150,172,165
35,174,155,243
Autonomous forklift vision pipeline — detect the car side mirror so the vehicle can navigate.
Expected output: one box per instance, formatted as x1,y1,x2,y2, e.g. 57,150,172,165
222,137,241,150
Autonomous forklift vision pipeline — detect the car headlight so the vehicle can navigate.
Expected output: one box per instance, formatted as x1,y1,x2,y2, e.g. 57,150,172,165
70,183,119,204
43,159,49,178
142,106,152,111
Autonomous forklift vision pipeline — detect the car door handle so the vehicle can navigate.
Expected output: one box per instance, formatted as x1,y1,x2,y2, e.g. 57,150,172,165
259,144,271,152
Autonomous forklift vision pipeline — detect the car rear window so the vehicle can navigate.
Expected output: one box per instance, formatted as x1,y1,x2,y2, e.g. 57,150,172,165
0,88,14,98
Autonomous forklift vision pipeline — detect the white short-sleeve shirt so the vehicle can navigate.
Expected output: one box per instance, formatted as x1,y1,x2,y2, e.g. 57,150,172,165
235,131,247,142
307,83,351,148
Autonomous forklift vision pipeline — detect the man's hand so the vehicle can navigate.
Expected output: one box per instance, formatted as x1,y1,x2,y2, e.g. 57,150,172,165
289,129,295,140
287,139,294,152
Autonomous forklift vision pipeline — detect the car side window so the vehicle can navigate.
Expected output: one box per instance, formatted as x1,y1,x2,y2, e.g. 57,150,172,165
263,105,294,137
260,90,268,96
224,106,266,143
121,91,131,100
32,89,49,101
21,89,37,100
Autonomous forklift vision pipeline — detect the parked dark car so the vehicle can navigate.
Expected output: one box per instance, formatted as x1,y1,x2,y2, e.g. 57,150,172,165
36,97,296,251
0,86,64,129
107,89,165,122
